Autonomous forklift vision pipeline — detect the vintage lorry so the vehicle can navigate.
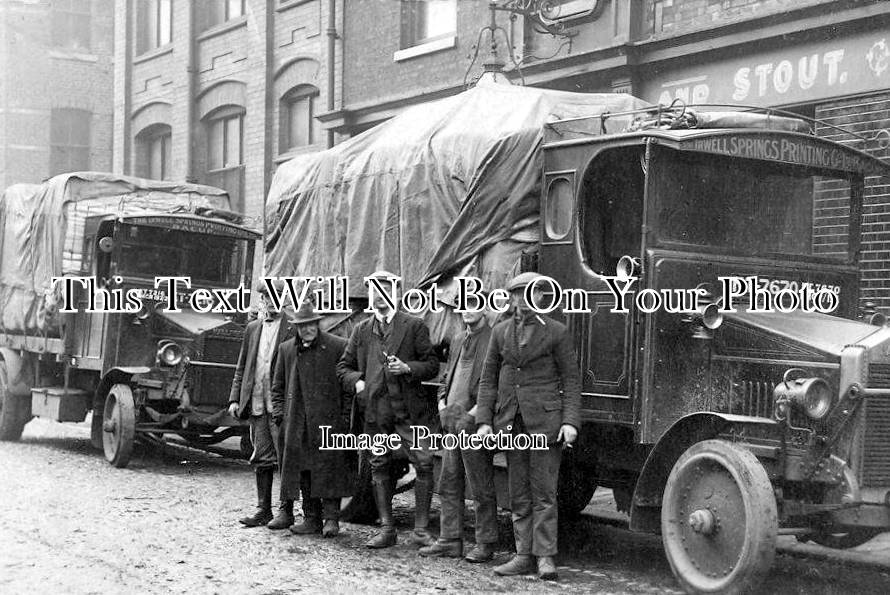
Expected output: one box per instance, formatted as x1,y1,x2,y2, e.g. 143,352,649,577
265,81,890,592
0,172,259,468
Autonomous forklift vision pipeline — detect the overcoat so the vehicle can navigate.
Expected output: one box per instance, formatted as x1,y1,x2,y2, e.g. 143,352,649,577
271,331,354,499
476,314,581,443
336,310,440,428
228,317,293,419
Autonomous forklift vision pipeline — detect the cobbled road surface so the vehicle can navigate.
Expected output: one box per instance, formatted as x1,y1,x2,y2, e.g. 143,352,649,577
3,418,890,594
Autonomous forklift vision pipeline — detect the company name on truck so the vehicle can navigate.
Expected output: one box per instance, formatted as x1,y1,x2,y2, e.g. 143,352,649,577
691,136,863,170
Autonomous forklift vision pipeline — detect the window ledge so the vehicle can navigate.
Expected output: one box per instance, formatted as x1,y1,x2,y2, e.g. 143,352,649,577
393,35,457,62
134,44,173,64
48,49,99,63
198,16,248,42
277,0,315,13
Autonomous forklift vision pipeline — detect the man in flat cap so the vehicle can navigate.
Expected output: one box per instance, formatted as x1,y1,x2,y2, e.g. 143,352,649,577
419,299,498,562
476,272,581,581
337,270,440,548
228,280,294,528
271,302,353,537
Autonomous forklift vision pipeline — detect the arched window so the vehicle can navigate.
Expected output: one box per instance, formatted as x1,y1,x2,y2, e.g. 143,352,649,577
280,85,321,152
206,105,244,170
135,124,172,180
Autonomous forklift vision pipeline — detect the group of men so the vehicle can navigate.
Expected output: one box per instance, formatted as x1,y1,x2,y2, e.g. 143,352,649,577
227,270,581,581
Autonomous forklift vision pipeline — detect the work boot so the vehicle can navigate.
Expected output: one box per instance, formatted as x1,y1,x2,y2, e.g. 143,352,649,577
322,519,340,538
267,500,294,530
464,542,496,563
290,516,322,535
366,481,397,549
537,556,558,581
411,474,435,547
239,467,273,527
493,554,536,576
419,538,463,558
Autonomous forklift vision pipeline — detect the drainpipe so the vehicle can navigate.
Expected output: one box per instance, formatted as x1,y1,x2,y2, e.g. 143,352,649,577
326,0,337,148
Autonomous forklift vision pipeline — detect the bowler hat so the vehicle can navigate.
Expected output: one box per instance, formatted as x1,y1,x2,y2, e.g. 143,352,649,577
288,302,323,325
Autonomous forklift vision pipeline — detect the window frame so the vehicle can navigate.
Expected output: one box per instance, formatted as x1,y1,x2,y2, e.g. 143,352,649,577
207,108,245,172
50,108,91,175
280,85,321,153
52,0,91,52
138,0,173,55
399,0,457,49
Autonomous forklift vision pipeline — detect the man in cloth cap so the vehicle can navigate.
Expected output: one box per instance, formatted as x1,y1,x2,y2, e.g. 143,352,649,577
228,280,295,527
337,270,440,548
271,302,353,537
419,299,498,562
476,272,581,581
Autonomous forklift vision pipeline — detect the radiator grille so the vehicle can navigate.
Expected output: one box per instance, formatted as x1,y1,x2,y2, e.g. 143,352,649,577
188,334,240,408
862,364,890,486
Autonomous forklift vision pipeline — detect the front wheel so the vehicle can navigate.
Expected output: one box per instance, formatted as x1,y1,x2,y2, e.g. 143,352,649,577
661,439,777,594
102,384,136,468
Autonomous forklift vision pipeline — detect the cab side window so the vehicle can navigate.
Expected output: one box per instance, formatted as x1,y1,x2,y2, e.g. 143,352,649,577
579,148,645,276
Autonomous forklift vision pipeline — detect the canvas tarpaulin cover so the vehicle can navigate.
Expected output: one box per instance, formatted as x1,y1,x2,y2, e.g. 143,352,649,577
0,171,230,336
265,80,650,299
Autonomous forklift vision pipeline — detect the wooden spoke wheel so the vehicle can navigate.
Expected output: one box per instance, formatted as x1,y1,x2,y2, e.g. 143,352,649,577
661,439,777,594
102,384,136,468
0,359,31,441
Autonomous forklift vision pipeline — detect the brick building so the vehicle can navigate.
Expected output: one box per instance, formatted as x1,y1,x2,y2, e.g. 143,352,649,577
0,0,114,190
322,0,890,311
112,0,342,227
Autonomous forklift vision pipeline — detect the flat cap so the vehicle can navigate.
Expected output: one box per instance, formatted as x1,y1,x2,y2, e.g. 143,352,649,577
506,272,547,293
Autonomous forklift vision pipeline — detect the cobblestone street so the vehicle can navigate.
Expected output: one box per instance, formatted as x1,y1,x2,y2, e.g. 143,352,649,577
3,419,890,594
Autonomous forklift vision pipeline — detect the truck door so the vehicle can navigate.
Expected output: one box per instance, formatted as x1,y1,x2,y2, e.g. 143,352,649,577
540,145,645,426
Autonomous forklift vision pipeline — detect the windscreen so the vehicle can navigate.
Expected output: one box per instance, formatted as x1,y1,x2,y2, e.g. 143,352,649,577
653,149,852,262
115,223,248,285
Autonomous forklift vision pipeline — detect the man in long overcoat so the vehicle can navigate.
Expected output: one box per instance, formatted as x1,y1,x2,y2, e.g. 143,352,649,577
271,302,353,537
228,281,294,527
336,270,440,549
476,272,582,581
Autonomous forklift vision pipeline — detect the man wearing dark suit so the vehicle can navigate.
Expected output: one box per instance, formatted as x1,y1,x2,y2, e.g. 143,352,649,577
476,272,581,581
271,302,353,538
419,304,498,562
337,270,440,549
228,281,294,528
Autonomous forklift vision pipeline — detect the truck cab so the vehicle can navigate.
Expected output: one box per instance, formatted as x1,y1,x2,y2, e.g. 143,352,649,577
540,113,890,592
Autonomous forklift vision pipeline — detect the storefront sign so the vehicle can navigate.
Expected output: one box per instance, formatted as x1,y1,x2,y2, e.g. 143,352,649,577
641,28,890,106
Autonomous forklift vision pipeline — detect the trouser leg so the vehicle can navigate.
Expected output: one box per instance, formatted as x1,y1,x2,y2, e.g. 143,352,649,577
506,446,533,556
437,446,466,540
463,446,498,544
529,445,562,557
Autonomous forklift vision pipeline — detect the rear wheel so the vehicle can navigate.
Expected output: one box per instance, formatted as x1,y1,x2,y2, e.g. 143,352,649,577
102,384,136,468
0,359,31,441
661,439,777,594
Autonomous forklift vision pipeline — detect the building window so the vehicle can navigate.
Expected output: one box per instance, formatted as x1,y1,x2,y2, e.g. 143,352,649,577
52,0,91,51
280,85,321,152
400,0,456,49
137,0,173,54
207,108,244,170
137,125,172,180
206,0,246,29
50,108,91,175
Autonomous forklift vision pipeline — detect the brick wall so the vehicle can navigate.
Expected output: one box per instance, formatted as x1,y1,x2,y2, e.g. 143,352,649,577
641,0,836,38
1,0,114,189
343,0,496,109
816,92,890,313
114,0,337,226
